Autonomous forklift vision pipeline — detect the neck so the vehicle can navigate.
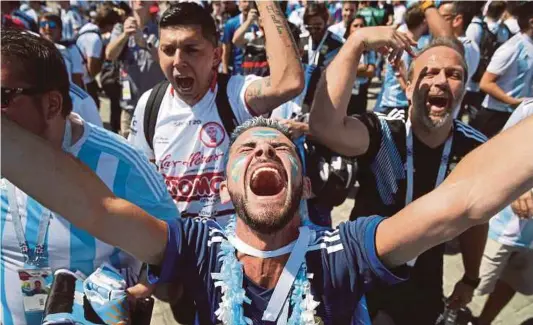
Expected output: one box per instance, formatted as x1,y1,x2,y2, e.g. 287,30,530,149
46,115,84,149
453,26,464,38
410,115,453,148
235,215,300,251
409,26,424,41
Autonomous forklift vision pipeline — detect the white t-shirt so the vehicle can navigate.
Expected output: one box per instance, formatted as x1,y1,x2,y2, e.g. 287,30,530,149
504,17,520,35
466,17,510,47
393,5,406,26
482,33,533,112
128,74,260,218
328,22,346,40
76,23,103,84
459,36,481,92
70,83,103,127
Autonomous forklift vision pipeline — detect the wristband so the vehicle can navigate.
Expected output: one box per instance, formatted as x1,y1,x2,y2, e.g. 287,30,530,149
420,1,435,12
461,274,481,288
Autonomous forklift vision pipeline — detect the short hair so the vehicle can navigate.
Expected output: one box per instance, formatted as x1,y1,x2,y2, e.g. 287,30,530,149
408,37,468,82
1,28,73,117
159,2,218,47
486,1,507,20
225,117,295,170
94,5,121,29
404,5,425,30
514,1,533,31
439,1,477,31
40,13,63,31
303,3,329,25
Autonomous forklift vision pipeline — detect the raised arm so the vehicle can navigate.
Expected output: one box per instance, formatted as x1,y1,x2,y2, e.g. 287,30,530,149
424,5,453,38
244,1,304,115
232,9,258,47
310,26,416,156
377,115,533,267
1,118,168,266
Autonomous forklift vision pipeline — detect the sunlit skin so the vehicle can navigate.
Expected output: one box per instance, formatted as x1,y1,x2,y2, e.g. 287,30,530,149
158,26,222,106
349,17,365,35
407,46,465,130
342,2,357,25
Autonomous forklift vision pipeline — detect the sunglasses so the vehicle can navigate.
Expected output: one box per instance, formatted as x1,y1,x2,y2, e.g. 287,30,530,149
39,20,57,29
1,87,43,108
305,24,324,30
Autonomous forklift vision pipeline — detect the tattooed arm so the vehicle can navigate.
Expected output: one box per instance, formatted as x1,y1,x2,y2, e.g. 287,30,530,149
244,1,304,115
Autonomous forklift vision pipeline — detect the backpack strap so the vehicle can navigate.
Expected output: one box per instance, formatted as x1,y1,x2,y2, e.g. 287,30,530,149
215,73,238,137
144,80,170,150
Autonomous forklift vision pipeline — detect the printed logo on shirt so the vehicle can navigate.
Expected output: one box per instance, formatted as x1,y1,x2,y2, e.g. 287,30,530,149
154,135,169,145
163,171,225,202
173,119,202,127
158,152,224,170
199,122,225,148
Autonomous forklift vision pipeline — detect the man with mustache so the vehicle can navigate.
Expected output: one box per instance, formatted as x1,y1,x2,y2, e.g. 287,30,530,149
310,28,490,324
3,98,533,324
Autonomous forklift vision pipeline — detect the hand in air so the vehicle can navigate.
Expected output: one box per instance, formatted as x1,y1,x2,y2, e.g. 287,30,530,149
353,26,417,64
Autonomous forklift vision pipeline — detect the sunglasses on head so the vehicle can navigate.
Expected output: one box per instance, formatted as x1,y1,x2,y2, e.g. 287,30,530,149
39,20,57,29
1,87,43,108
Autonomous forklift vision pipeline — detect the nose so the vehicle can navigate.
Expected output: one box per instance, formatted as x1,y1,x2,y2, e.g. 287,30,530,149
433,69,448,87
254,143,276,160
172,49,186,68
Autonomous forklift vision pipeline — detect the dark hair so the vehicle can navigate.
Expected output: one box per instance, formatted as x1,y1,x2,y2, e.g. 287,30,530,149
344,15,366,39
486,1,506,20
94,6,121,29
1,28,72,117
408,37,468,82
404,5,425,30
303,3,329,26
159,2,218,46
514,1,533,31
439,1,477,31
40,13,63,31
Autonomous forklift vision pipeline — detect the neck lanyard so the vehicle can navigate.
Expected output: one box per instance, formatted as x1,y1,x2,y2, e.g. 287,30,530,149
7,183,51,267
6,119,72,266
307,31,328,67
405,119,453,206
229,226,311,324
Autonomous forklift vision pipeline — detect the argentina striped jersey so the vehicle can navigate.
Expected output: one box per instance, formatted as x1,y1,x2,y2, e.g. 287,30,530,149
0,117,179,325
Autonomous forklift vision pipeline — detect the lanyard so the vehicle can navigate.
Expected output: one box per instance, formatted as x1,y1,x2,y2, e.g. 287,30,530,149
405,119,453,206
6,119,72,266
229,227,311,323
307,32,328,67
7,183,52,267
405,120,453,266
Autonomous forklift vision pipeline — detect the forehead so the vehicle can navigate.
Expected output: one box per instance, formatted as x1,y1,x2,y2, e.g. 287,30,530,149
414,46,464,72
343,2,356,9
160,26,211,45
233,127,293,147
438,3,454,15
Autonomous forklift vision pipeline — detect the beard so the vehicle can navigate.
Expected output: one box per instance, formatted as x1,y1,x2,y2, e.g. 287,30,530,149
230,184,303,235
413,102,453,132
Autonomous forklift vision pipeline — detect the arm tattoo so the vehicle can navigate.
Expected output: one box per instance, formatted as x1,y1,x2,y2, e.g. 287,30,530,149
246,77,272,101
265,3,300,57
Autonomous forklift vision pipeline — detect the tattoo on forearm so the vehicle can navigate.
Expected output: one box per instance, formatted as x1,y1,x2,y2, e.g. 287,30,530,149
265,3,300,57
246,77,272,101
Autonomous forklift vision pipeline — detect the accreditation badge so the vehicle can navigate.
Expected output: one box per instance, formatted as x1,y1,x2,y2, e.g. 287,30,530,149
18,268,52,313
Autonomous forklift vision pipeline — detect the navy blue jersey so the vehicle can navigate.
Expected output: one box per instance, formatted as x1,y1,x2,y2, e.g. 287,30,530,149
149,216,407,324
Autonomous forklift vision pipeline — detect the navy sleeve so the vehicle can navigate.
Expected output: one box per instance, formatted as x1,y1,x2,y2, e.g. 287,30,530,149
222,18,236,44
355,113,383,161
147,218,212,284
339,216,408,293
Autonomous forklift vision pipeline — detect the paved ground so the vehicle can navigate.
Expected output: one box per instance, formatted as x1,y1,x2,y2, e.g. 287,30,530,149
96,81,532,324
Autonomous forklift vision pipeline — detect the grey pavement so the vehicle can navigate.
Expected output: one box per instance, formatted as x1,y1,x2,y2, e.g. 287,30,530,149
96,81,532,325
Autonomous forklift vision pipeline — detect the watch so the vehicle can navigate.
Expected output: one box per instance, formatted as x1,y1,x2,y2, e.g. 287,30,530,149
461,274,481,288
420,1,436,12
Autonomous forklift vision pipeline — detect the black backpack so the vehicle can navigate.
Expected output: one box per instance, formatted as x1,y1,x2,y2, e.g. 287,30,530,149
143,74,237,150
472,21,510,83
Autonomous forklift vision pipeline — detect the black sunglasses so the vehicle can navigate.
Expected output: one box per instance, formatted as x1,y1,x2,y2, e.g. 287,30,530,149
1,87,43,107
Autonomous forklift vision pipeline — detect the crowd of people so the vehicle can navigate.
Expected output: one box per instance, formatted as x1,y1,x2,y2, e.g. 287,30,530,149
1,1,533,325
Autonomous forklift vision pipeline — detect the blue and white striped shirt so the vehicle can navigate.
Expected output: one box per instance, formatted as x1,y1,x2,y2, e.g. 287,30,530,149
0,118,179,325
488,99,533,248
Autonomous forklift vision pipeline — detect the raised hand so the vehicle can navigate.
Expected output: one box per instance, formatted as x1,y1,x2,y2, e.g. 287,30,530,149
352,26,417,63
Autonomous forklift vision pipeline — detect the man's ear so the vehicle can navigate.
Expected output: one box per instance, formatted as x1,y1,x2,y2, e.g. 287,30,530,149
213,46,222,69
453,14,463,30
406,80,414,103
219,180,231,204
42,90,63,121
302,177,313,200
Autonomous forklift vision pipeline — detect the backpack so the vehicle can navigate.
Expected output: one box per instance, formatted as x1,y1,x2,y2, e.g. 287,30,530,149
60,29,103,66
472,21,510,83
143,74,237,150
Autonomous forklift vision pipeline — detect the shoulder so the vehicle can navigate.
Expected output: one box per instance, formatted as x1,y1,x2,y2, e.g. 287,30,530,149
454,120,488,148
504,98,533,129
309,227,344,254
69,83,90,100
327,31,345,47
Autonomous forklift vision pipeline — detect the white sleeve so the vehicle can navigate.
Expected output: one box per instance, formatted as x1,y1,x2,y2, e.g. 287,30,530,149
503,99,533,130
226,74,262,124
128,90,155,161
465,23,483,46
77,34,103,59
68,46,84,74
486,42,518,76
464,42,480,81
70,91,103,127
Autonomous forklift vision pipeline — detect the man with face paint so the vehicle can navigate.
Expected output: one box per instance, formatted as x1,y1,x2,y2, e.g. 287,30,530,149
310,28,490,324
3,103,533,324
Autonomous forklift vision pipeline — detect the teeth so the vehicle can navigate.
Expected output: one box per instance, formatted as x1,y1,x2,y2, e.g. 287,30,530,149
252,167,280,181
